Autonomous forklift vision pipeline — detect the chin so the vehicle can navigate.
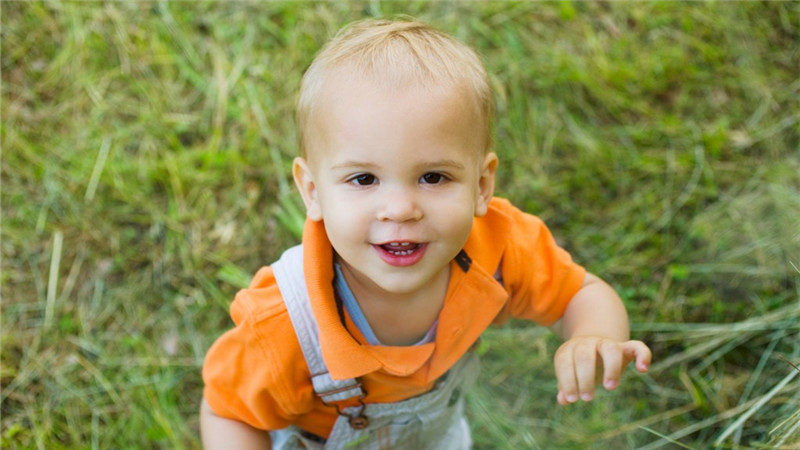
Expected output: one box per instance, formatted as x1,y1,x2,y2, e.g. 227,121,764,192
372,275,428,295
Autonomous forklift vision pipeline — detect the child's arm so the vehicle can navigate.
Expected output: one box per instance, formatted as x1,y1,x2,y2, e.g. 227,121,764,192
550,272,652,405
200,398,272,449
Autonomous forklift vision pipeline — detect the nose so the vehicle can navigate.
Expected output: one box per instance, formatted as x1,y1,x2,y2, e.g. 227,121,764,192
376,186,423,223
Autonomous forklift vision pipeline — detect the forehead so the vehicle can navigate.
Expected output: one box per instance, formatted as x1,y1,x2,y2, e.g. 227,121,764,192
320,65,473,105
305,69,485,160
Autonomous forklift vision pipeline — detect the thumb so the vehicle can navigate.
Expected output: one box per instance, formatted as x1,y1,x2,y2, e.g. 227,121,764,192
621,340,652,373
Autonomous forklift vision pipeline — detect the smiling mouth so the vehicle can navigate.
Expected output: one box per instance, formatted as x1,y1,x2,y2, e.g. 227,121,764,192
380,242,423,256
374,242,428,266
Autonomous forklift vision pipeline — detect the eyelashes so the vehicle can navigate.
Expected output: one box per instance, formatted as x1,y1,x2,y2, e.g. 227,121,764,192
346,172,449,186
348,173,377,186
420,173,445,184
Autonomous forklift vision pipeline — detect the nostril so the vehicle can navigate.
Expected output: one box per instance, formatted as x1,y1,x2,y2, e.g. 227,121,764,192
376,198,423,222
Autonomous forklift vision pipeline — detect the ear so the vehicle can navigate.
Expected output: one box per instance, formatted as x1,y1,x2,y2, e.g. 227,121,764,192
474,152,498,217
292,157,323,221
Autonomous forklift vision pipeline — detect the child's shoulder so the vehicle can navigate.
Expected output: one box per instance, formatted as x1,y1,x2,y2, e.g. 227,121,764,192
475,197,546,238
488,196,513,209
223,263,313,381
468,196,560,270
229,265,289,327
486,197,543,223
205,265,316,421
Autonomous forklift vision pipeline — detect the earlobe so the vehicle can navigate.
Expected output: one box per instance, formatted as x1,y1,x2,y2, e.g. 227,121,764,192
292,157,323,221
475,152,498,217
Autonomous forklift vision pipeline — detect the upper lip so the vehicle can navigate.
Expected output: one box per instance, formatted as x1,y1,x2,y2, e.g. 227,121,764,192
374,240,422,246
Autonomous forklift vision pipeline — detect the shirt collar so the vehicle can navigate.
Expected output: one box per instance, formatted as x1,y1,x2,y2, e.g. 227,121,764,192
300,203,512,381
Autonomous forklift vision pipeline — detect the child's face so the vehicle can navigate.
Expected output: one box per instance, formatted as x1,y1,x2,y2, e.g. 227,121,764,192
294,75,497,299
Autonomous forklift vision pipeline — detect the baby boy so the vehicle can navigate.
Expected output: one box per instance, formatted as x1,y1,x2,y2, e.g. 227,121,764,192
200,18,652,449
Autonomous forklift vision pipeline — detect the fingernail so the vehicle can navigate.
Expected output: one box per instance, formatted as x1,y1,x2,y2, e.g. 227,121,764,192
604,379,618,390
581,393,593,402
567,394,578,403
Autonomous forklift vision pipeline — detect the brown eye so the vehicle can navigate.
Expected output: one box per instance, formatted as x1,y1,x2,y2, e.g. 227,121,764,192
420,172,445,184
351,174,377,186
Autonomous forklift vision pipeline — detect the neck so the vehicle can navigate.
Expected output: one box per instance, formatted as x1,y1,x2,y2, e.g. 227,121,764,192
337,260,450,346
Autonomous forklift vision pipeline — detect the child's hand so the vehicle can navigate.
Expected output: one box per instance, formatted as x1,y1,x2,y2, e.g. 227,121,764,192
553,336,651,405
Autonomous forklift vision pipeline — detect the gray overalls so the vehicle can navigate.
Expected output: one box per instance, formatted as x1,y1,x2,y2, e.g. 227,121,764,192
270,245,479,450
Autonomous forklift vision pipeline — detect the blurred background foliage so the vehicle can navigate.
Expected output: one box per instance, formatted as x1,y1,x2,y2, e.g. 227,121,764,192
2,1,798,448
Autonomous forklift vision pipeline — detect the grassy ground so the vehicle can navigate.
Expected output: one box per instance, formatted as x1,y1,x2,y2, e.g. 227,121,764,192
2,1,799,449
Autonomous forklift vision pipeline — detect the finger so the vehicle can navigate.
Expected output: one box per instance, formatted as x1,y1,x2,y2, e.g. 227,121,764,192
573,339,597,401
597,340,622,390
622,340,652,373
554,344,579,404
557,390,569,406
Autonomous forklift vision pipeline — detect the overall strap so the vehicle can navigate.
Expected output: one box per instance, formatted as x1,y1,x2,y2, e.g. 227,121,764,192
271,245,365,404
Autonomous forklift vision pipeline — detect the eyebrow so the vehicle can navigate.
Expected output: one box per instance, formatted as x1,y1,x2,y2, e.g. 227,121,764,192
329,160,379,171
416,159,467,171
329,159,467,171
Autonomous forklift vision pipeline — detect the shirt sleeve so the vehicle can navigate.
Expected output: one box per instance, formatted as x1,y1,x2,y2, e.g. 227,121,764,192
202,268,315,431
495,202,586,326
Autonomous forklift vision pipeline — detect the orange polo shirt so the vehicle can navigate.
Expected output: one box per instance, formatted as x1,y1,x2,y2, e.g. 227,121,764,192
202,197,586,438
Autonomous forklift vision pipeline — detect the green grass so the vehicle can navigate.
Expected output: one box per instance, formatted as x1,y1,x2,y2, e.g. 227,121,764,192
2,1,799,448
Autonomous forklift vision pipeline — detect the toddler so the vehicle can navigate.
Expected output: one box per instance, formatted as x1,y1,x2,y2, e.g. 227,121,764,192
200,18,652,449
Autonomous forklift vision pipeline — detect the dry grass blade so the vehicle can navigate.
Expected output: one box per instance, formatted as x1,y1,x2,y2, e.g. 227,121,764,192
43,230,63,331
715,369,799,445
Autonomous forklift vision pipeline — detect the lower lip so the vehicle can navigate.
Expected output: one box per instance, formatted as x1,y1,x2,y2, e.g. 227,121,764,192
373,243,428,267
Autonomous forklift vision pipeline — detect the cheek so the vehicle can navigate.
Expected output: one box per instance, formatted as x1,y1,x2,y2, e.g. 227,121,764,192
435,197,475,237
314,184,345,217
319,187,362,213
322,212,360,256
318,193,367,240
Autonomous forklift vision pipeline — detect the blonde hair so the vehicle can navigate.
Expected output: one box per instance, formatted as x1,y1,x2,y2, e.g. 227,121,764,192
296,18,493,157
